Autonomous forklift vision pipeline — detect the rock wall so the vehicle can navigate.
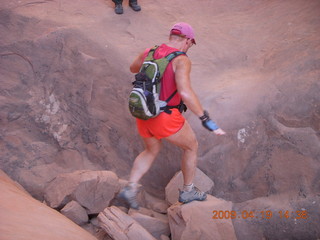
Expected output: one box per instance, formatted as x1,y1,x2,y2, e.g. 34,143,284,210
0,9,136,199
0,0,320,238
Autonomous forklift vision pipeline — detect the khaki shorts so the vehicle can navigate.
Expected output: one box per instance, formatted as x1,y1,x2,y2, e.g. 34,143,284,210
136,108,185,139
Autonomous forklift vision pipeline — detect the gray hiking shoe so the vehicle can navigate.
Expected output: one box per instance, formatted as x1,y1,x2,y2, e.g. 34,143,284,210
118,186,139,209
129,1,141,11
114,3,123,14
178,186,207,204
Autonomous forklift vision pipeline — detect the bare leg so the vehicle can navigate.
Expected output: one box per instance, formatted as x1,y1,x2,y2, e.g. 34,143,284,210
165,120,206,203
118,137,161,209
165,120,198,185
129,136,162,184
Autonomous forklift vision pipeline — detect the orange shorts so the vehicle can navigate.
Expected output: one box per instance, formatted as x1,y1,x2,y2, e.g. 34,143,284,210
136,108,185,139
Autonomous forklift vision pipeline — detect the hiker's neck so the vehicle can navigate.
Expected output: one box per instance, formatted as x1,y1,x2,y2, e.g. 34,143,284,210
166,38,189,52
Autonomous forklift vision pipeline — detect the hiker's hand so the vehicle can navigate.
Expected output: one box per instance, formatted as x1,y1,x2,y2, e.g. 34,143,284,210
214,128,226,135
200,110,222,132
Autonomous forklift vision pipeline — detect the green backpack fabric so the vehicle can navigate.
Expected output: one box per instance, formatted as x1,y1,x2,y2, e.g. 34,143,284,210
128,46,185,120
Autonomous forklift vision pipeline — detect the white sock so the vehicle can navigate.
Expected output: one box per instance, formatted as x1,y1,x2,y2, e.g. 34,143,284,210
128,182,138,191
183,183,194,192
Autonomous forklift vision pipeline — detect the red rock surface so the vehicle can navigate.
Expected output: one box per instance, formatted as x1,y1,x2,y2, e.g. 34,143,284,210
168,195,237,240
0,170,97,240
0,0,319,238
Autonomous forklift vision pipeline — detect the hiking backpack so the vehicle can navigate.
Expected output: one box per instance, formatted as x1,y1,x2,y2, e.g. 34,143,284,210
128,46,186,120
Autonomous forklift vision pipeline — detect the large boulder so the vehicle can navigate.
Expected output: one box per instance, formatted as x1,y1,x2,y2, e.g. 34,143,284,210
167,195,237,240
61,200,89,226
0,169,97,240
44,170,120,214
165,168,214,205
139,190,169,214
129,208,170,240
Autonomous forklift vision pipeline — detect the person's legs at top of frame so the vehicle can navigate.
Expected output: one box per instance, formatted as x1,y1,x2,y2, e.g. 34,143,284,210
129,0,141,11
112,0,141,15
112,0,123,14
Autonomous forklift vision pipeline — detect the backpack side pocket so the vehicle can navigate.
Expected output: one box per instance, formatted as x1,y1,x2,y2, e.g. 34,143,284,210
129,88,153,120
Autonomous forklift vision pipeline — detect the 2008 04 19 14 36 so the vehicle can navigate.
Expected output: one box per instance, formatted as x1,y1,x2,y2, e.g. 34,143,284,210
212,210,309,220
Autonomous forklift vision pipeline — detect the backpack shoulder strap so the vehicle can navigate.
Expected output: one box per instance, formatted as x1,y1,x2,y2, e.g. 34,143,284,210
165,51,186,61
158,51,186,104
155,50,186,79
141,47,186,87
144,45,159,61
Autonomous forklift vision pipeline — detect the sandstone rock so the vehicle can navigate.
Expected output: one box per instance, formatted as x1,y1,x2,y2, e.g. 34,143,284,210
82,223,113,240
140,190,169,214
61,200,89,225
0,169,97,240
128,209,170,239
0,169,30,195
129,207,168,222
1,1,320,239
44,170,120,214
98,206,156,240
0,8,135,202
90,217,100,227
160,235,170,240
1,0,319,206
165,168,214,205
168,195,237,240
232,193,320,240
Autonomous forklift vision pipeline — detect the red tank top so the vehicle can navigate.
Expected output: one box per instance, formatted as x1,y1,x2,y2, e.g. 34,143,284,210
143,44,184,106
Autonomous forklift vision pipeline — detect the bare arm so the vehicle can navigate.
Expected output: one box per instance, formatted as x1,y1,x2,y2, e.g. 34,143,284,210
173,56,226,135
130,51,146,73
173,56,204,117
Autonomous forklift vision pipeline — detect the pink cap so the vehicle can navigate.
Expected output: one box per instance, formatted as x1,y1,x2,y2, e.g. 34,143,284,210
170,22,196,44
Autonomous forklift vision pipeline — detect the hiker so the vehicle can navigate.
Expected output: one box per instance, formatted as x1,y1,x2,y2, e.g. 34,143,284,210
119,22,226,209
112,0,141,14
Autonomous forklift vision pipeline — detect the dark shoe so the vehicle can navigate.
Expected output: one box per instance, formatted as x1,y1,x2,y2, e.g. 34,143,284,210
114,3,123,14
178,186,207,204
118,186,139,209
129,1,141,11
